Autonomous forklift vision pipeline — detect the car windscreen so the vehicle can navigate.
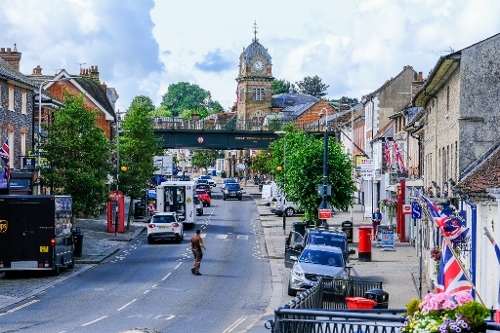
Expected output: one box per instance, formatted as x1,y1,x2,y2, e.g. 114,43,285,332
196,184,210,190
308,234,346,248
226,184,241,190
300,249,343,266
195,190,207,195
152,215,176,223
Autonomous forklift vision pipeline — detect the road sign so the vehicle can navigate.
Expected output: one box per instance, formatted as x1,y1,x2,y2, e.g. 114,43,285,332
402,204,412,215
318,209,331,219
411,202,422,219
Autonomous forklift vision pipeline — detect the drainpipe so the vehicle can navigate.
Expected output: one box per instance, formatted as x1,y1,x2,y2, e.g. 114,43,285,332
464,199,477,298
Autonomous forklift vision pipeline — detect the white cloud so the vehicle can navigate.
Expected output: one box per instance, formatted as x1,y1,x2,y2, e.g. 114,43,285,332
1,0,500,112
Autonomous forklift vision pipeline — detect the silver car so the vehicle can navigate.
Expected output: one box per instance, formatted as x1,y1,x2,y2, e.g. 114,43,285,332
288,245,350,296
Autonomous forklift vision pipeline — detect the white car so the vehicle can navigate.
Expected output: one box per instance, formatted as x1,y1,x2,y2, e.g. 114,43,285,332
196,175,216,187
147,212,184,244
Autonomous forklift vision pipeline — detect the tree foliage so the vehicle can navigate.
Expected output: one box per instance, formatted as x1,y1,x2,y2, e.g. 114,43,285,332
40,92,111,217
271,125,355,224
150,105,173,118
191,149,219,174
327,96,359,107
132,95,155,113
295,75,329,98
117,96,163,229
271,79,292,95
250,150,274,176
160,82,223,117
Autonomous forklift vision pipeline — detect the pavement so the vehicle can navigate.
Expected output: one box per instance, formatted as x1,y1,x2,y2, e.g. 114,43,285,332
0,178,424,333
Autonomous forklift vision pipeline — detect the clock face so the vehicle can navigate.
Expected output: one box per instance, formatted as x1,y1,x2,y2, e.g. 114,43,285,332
253,60,264,72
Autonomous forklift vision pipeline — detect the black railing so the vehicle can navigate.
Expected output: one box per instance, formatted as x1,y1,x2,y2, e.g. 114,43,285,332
265,277,500,332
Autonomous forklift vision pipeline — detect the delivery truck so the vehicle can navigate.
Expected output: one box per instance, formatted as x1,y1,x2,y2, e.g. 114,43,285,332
0,195,74,275
156,180,196,229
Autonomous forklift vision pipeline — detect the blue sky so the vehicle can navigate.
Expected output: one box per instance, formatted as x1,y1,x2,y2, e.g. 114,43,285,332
2,0,500,113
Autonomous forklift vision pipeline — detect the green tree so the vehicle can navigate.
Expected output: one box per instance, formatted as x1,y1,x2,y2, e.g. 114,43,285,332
150,105,173,117
133,95,155,112
295,75,329,98
191,149,219,174
271,79,292,95
327,96,359,107
40,92,111,217
250,150,274,176
160,82,222,117
117,96,163,230
271,125,355,224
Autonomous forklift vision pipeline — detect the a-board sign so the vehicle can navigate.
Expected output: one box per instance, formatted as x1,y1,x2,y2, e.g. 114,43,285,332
378,225,395,249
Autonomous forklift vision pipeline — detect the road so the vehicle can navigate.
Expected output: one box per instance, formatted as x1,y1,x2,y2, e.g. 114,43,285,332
0,189,271,333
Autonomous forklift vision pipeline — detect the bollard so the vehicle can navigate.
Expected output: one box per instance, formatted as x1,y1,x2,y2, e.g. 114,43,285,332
358,226,372,262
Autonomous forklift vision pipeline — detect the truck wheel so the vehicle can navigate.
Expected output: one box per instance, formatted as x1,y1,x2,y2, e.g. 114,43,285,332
68,257,75,269
52,266,60,276
238,196,242,201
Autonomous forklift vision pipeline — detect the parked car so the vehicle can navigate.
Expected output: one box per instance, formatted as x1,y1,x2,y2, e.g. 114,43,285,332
177,174,191,181
193,195,203,216
147,212,184,244
287,245,350,296
195,183,212,197
222,178,237,189
270,196,303,217
222,183,243,201
195,189,211,207
197,175,216,187
261,181,278,205
285,228,355,268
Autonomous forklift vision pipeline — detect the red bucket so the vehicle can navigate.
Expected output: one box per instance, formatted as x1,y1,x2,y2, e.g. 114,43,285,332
345,297,377,309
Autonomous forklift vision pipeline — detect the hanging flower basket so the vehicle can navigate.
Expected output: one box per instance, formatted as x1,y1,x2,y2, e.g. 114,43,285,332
401,291,490,333
379,198,397,217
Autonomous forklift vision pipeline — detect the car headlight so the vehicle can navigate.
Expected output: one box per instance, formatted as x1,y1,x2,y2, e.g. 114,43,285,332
337,268,349,279
291,265,304,279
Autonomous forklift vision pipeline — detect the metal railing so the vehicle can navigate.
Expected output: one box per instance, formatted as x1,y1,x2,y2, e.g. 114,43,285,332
151,117,327,133
265,277,500,332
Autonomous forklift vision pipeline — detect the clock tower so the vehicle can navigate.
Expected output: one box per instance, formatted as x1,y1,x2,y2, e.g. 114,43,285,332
236,22,274,129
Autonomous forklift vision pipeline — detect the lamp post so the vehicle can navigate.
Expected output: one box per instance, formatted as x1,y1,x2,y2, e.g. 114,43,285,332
275,130,286,234
318,108,330,227
37,77,77,194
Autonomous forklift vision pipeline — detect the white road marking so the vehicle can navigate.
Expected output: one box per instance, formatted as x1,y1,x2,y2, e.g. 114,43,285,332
216,234,228,239
236,235,249,240
81,315,108,326
223,316,247,332
0,299,39,316
162,273,171,281
175,262,182,269
143,290,150,294
117,299,137,311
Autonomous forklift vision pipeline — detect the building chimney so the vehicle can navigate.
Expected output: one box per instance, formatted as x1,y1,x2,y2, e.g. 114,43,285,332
418,72,423,82
32,65,43,76
0,44,22,70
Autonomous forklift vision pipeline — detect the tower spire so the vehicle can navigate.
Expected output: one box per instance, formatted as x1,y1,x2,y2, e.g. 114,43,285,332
253,20,258,42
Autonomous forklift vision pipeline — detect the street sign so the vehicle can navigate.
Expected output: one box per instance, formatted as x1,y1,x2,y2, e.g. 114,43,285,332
318,209,331,219
402,204,412,215
411,202,422,219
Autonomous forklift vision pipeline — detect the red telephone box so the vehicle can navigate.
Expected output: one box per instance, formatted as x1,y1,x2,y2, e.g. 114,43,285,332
107,191,125,233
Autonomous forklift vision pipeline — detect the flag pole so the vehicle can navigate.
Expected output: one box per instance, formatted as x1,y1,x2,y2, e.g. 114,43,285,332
443,237,485,305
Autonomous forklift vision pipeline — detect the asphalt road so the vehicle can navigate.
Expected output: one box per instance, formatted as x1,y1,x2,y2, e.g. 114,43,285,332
0,189,272,333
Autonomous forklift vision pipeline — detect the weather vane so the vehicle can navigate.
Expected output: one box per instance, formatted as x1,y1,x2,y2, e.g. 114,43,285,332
253,20,258,42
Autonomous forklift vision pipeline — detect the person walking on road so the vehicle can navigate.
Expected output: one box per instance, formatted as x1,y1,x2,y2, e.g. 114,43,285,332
372,208,383,240
190,229,206,275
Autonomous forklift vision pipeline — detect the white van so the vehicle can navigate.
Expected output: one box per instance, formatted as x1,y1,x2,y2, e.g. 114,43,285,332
261,181,280,206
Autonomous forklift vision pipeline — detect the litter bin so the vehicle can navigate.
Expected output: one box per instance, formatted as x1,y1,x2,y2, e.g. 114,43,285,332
72,227,84,257
345,297,377,309
358,226,372,262
342,221,353,243
292,222,307,237
134,201,145,218
211,169,216,176
365,289,389,308
221,170,227,178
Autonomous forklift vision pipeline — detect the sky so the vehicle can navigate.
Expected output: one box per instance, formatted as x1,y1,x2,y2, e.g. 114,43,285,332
2,0,500,113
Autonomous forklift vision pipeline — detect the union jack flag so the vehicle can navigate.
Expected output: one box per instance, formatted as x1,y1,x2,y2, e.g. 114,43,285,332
383,139,392,167
422,195,469,243
0,139,10,183
435,239,472,294
0,139,9,163
392,140,405,173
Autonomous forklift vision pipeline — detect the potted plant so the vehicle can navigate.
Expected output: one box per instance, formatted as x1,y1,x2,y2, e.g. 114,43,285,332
401,291,490,333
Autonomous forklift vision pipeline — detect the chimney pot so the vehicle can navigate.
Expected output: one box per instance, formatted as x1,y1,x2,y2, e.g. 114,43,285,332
0,48,4,52
6,48,11,53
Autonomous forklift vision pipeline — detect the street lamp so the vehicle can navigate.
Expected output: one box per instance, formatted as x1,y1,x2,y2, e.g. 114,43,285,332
37,77,78,194
275,130,286,234
318,108,330,228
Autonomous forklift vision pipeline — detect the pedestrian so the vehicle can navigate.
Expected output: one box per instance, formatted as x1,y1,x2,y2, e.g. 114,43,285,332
190,229,206,275
372,208,383,240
